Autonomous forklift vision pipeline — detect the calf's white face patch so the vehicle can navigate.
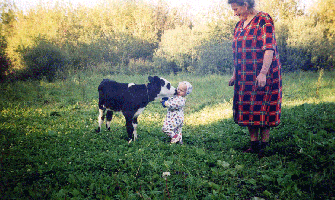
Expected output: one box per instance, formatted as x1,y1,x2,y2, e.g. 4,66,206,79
156,77,176,100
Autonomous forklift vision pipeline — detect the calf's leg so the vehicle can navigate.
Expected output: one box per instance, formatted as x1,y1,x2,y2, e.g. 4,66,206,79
106,109,113,131
132,117,138,141
97,108,105,132
125,116,134,142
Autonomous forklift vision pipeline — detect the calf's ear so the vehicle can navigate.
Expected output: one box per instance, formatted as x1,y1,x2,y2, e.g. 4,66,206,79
160,79,165,86
148,76,160,83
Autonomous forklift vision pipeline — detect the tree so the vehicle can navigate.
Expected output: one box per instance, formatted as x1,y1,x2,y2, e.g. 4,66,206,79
257,0,303,20
0,0,15,81
22,39,66,82
312,0,335,40
311,0,335,68
154,26,196,73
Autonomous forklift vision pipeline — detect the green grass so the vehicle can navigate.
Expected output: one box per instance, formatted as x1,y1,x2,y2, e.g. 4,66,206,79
1,71,335,199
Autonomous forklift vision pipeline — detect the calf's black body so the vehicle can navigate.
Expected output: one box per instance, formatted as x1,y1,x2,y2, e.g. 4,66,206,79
97,76,176,142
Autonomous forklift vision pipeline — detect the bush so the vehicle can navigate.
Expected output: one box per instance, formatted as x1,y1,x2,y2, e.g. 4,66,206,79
195,39,233,74
154,26,195,73
126,58,157,75
0,36,10,82
22,39,67,82
277,17,334,72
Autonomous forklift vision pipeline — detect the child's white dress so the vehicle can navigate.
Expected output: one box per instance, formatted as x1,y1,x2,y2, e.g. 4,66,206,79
162,96,186,143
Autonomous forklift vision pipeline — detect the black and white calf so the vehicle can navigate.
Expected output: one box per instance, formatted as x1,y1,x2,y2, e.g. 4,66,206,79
97,76,176,142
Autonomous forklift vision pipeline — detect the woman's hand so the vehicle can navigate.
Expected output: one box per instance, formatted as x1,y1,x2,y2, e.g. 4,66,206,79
256,73,266,87
256,50,273,88
229,76,235,86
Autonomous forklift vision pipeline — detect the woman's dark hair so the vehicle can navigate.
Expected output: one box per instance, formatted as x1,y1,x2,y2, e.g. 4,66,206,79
228,0,255,9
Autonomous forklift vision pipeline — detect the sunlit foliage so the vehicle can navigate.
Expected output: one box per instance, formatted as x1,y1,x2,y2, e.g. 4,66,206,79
0,0,334,81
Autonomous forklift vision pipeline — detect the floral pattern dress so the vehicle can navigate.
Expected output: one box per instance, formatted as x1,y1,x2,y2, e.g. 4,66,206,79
162,96,186,143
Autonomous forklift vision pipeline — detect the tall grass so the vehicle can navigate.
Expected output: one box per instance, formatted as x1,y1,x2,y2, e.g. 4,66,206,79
1,71,335,199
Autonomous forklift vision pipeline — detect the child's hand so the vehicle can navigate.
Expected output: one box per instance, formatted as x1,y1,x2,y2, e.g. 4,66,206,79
161,97,168,108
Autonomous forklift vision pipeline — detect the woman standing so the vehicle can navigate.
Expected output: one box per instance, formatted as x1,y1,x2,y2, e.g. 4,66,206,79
228,0,282,157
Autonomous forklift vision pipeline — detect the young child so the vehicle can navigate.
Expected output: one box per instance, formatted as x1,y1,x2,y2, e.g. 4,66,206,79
161,81,192,144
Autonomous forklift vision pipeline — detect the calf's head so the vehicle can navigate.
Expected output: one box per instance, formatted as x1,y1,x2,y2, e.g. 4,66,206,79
148,76,176,100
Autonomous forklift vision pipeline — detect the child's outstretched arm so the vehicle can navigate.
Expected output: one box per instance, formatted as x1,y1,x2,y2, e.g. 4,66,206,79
165,98,185,110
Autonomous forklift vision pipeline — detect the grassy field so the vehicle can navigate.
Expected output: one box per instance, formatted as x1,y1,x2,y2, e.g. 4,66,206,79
1,71,335,199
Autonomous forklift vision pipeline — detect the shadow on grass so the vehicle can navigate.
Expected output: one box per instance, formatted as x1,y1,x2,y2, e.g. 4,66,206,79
180,102,335,199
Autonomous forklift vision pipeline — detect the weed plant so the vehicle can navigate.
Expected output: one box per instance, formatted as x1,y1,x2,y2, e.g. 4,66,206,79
1,71,335,199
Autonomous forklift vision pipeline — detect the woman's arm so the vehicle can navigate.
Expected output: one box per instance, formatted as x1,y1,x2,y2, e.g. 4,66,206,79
229,68,236,86
256,50,274,87
260,50,274,75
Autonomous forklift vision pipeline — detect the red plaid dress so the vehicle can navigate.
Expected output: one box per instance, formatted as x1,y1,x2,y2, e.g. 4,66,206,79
232,12,282,127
